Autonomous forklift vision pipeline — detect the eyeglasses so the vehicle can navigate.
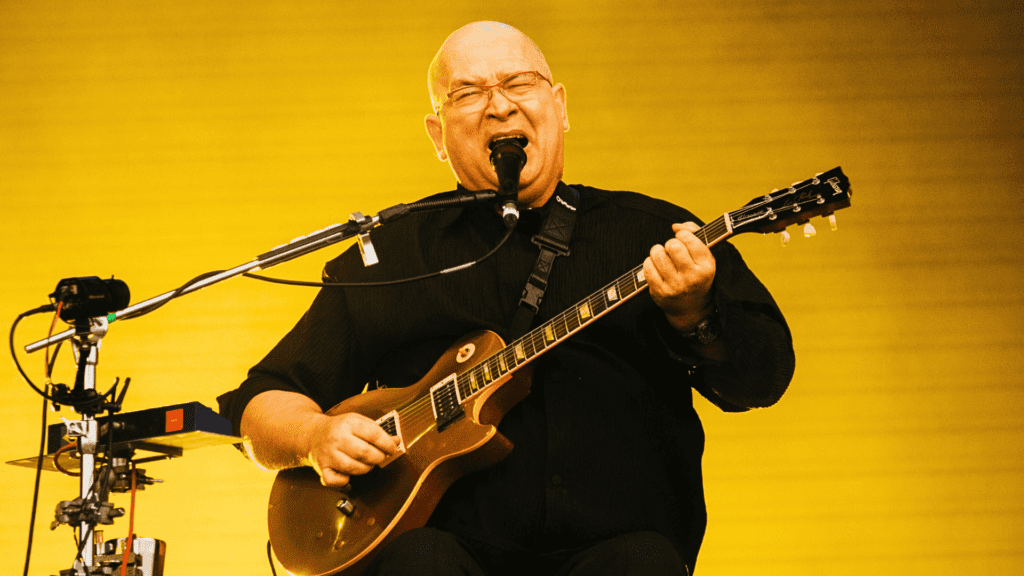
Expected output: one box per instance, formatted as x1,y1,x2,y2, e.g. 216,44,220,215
436,71,552,114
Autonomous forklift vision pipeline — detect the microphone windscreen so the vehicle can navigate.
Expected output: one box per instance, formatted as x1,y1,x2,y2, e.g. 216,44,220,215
489,139,527,198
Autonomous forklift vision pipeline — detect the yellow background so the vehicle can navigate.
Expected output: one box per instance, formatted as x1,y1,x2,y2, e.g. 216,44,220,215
2,1,1021,574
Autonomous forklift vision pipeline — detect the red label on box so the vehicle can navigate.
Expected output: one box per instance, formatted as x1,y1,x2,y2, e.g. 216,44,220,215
165,408,184,433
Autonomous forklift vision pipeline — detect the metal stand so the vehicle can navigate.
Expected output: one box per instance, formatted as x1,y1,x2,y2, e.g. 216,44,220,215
22,188,501,575
48,318,165,576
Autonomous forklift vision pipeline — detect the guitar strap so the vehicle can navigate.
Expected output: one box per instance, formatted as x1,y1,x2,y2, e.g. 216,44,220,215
509,185,579,338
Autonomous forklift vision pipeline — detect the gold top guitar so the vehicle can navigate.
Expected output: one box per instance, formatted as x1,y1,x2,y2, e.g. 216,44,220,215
267,167,853,575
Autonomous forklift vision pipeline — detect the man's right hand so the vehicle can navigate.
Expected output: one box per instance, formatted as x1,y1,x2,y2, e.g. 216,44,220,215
306,412,402,487
239,390,400,487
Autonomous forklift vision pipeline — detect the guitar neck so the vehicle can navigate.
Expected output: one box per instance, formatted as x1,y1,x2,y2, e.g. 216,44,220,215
450,213,734,403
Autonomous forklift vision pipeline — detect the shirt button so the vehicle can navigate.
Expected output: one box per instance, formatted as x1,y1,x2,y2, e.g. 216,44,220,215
551,474,562,486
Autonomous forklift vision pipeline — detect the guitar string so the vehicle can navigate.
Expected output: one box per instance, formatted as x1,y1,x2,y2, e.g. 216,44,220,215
382,214,736,439
378,179,847,441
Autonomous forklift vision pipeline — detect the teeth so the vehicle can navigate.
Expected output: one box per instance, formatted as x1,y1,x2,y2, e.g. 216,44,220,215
489,135,528,150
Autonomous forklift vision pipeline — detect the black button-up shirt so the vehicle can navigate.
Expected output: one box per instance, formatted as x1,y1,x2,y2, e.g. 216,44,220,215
219,182,795,570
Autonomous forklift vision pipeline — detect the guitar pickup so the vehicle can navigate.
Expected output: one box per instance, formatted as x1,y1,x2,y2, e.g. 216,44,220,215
430,373,465,431
375,410,406,468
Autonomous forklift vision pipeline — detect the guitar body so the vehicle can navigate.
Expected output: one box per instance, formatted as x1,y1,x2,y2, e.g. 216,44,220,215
268,330,532,576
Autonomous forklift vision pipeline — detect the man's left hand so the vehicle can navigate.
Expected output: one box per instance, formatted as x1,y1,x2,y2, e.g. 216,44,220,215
644,222,716,332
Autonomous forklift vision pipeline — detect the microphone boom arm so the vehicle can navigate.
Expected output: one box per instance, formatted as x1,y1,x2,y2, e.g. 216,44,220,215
24,190,499,354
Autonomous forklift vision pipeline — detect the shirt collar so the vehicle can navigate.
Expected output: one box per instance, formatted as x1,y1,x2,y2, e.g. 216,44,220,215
431,181,572,230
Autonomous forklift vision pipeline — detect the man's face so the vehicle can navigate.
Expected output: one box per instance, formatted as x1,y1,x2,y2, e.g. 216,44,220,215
425,30,569,207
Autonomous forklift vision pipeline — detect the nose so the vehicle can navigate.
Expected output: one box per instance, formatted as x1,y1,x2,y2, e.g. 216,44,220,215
485,87,517,118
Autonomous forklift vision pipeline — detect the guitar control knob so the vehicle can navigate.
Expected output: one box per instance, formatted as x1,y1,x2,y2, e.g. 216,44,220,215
337,498,355,517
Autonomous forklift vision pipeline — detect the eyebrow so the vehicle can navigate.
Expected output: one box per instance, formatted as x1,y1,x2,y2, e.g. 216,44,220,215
449,76,486,89
448,71,518,89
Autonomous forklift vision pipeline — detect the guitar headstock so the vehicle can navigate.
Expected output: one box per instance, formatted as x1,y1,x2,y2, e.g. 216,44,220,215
728,167,852,238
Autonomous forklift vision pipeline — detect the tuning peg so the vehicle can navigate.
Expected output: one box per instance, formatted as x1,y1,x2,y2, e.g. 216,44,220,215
803,222,816,237
828,214,838,231
780,230,790,246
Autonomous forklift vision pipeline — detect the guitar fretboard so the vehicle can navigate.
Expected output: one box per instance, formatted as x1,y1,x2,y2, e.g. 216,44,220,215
442,212,734,407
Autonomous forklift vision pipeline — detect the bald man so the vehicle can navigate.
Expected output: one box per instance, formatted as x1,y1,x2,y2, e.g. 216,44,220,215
220,21,794,576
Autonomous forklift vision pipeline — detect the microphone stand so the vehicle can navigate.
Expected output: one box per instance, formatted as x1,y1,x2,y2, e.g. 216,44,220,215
25,190,498,354
21,189,497,575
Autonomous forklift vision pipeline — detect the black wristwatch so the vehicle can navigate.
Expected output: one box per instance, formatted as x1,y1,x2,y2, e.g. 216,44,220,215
679,309,720,345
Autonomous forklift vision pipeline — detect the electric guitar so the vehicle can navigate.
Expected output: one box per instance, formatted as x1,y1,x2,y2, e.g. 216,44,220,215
267,167,853,575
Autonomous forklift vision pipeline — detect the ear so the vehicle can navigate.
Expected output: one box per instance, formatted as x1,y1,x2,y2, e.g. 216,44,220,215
552,83,569,132
424,114,448,161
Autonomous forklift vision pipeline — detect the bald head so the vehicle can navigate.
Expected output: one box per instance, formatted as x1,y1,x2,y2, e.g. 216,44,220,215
423,21,568,207
427,22,553,111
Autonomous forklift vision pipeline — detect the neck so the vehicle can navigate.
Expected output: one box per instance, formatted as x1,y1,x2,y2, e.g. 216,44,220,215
522,179,561,208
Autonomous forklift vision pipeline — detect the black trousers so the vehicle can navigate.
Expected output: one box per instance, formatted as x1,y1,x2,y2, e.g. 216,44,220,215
364,527,690,576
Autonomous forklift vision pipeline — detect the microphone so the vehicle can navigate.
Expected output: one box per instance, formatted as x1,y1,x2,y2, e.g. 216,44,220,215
488,137,527,228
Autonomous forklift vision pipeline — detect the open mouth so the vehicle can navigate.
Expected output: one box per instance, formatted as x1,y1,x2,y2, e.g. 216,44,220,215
488,134,529,151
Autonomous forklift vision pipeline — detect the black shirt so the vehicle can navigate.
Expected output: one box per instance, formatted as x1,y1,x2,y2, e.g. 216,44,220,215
218,182,795,570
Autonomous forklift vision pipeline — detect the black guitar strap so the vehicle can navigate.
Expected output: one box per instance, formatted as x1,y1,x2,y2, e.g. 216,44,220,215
509,185,579,338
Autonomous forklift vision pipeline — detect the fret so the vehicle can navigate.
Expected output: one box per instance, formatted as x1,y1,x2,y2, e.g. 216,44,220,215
619,272,637,297
455,376,470,401
528,330,543,355
505,347,518,370
523,334,537,358
591,293,608,316
565,306,582,331
553,315,568,340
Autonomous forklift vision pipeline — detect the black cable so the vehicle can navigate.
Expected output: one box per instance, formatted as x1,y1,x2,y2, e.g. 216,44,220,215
244,225,515,289
73,524,95,566
48,341,63,376
23,388,48,576
10,306,64,402
117,269,226,321
267,540,278,576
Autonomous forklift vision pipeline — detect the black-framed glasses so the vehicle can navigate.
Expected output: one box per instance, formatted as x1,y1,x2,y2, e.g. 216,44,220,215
436,71,552,113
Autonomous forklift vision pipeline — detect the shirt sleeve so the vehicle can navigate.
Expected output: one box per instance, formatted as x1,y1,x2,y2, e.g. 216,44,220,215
216,279,367,436
653,239,795,412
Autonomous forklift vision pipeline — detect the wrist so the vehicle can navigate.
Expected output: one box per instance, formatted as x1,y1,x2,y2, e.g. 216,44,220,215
674,306,720,345
299,413,330,468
